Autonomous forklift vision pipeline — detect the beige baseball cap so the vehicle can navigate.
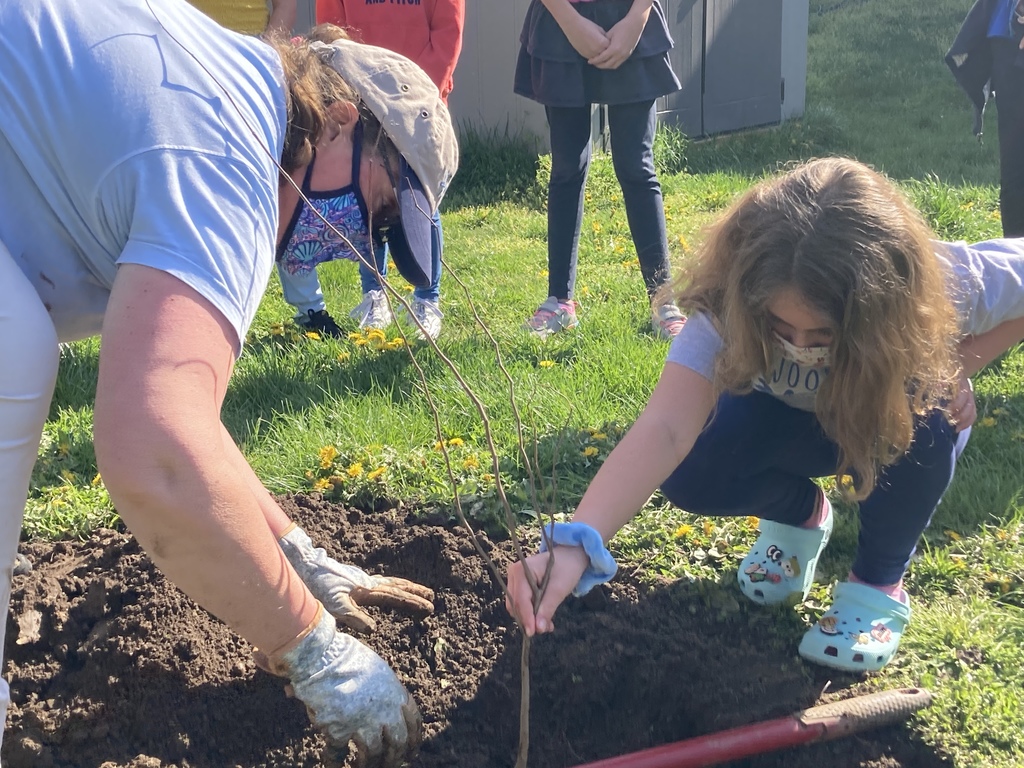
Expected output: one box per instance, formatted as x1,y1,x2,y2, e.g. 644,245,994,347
314,39,459,287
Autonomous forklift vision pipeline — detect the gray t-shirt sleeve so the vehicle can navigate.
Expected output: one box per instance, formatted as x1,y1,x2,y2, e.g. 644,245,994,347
941,238,1024,336
665,310,722,379
112,149,277,352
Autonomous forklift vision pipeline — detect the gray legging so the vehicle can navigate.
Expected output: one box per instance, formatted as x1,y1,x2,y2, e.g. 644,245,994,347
544,99,671,301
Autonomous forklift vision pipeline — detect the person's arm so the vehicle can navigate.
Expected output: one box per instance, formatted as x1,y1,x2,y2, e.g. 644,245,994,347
418,0,465,99
266,0,298,35
959,315,1024,376
93,264,317,654
541,0,610,60
506,362,715,635
588,0,652,70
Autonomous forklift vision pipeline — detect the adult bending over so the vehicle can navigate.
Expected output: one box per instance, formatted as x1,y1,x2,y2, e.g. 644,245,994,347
0,0,457,764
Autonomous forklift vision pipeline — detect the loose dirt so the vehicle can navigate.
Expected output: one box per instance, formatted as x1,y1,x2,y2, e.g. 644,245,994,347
3,494,951,768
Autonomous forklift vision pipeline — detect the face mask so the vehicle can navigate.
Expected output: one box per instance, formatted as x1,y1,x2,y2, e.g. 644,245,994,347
277,125,377,276
772,332,832,368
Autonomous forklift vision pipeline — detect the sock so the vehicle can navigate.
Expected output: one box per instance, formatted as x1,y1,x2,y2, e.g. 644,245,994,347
800,490,830,529
849,572,908,603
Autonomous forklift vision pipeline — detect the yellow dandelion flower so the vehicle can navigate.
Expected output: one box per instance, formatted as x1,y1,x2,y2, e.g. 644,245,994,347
592,432,607,440
387,338,406,349
482,473,495,482
945,529,961,541
354,338,369,347
304,470,315,480
312,478,332,492
369,335,388,350
979,416,997,428
580,285,591,297
582,446,599,458
346,462,364,478
702,520,716,537
591,221,602,233
347,331,364,341
433,440,444,451
319,445,339,469
305,331,322,341
91,473,104,487
328,475,346,488
336,351,351,362
539,269,549,277
674,524,694,538
463,455,480,470
538,360,555,368
60,469,76,484
367,466,387,481
270,323,285,336
448,437,465,447
366,328,386,341
745,516,760,528
995,528,1010,541
678,235,689,250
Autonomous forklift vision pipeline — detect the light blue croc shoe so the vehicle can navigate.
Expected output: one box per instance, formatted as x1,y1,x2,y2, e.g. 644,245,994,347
798,581,911,673
737,497,833,606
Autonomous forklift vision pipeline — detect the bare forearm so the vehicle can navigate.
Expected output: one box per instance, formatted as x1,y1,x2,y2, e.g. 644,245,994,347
220,423,295,536
628,0,654,18
541,0,583,28
959,316,1024,376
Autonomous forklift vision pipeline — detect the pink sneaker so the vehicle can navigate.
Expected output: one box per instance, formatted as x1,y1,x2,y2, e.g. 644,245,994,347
652,303,686,339
525,296,578,337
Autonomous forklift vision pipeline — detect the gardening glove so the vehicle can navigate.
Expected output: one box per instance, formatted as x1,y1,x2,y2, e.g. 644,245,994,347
279,523,434,633
267,604,422,768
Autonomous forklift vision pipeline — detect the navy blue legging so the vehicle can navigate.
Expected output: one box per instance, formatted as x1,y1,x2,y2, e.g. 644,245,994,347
660,391,970,586
545,100,671,301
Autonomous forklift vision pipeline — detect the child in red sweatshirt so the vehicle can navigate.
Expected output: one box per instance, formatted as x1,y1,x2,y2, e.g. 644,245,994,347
280,0,464,340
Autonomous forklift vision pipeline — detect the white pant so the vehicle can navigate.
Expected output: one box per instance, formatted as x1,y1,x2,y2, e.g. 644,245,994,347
0,241,60,749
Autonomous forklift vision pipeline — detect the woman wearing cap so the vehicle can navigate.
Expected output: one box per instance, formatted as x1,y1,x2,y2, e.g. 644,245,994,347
0,0,456,764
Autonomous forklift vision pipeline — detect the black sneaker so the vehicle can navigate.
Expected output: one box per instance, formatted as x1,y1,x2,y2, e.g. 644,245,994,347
299,308,343,338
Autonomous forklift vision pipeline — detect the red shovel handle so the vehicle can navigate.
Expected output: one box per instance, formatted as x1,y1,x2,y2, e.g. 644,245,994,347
570,688,933,768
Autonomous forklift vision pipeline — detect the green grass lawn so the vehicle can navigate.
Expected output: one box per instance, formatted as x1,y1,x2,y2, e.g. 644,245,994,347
28,1,1024,765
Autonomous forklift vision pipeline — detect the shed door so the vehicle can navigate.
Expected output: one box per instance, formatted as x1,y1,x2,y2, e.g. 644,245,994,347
702,0,783,135
658,0,704,137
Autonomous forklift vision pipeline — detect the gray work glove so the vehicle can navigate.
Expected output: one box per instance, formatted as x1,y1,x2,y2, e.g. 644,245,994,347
279,524,435,633
268,606,422,767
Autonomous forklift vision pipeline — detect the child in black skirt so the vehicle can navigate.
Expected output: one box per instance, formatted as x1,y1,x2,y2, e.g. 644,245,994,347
515,0,686,338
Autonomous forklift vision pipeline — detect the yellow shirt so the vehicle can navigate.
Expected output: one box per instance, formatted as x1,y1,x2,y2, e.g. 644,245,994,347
189,0,268,35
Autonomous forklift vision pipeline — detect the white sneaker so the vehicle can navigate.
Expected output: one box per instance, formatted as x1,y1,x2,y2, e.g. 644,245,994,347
401,296,443,341
651,302,686,340
349,289,393,330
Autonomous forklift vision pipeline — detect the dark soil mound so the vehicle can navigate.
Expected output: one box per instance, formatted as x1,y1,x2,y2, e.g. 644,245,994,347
3,494,950,768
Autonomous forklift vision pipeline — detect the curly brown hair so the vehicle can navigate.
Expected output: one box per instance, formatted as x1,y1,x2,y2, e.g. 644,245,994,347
266,24,394,178
674,157,961,499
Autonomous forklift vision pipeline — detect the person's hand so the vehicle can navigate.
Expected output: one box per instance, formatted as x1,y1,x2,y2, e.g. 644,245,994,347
563,13,612,60
588,10,647,70
269,607,421,768
279,525,434,633
505,546,589,636
948,372,976,432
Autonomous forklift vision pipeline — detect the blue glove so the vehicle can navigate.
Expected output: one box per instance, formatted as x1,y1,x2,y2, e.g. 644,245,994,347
539,521,617,597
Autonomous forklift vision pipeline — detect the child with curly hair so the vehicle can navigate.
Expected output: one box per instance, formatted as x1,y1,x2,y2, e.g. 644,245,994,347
507,157,1024,672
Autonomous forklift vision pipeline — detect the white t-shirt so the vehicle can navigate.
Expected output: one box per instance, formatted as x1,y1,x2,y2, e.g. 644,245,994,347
667,239,1024,411
0,0,286,347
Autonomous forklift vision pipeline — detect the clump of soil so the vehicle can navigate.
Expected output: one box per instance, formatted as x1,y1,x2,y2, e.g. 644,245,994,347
3,494,950,768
